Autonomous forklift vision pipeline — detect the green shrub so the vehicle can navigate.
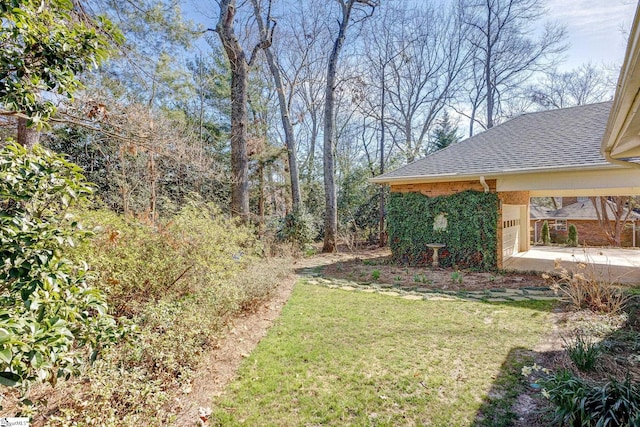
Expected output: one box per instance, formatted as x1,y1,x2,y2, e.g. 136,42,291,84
564,333,601,372
276,207,317,249
70,198,261,316
451,271,464,284
371,270,381,280
0,143,122,389
541,370,640,426
387,191,498,270
541,221,551,245
567,224,578,247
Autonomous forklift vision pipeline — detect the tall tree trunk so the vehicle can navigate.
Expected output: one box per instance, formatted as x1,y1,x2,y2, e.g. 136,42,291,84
307,111,318,185
378,73,386,246
217,0,251,221
17,118,40,148
229,61,250,219
251,0,302,212
484,9,494,130
322,2,355,253
258,161,265,236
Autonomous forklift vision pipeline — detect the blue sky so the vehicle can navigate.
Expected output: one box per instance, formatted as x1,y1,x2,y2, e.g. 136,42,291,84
185,0,637,70
545,0,637,69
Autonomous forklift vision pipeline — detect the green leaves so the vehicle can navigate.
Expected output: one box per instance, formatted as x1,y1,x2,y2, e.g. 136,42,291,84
0,143,122,389
387,190,499,270
0,0,120,125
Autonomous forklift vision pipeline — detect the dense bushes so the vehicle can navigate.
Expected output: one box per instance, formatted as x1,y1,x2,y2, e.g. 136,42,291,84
0,145,290,422
70,199,262,316
567,223,579,247
387,190,499,270
33,198,291,424
0,144,122,389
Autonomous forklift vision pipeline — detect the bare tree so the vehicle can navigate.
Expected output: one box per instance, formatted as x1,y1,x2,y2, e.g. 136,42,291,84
322,0,377,253
460,0,567,135
382,3,469,163
250,0,302,211
530,63,614,109
591,196,637,247
214,0,269,220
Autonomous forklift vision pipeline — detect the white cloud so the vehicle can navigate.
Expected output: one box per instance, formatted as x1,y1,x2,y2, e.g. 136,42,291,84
545,0,636,68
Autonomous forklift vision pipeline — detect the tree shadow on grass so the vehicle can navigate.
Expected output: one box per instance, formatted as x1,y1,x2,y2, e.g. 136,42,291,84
474,296,640,427
473,346,561,427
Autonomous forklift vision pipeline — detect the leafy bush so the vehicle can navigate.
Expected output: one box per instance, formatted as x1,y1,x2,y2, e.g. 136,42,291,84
275,208,317,249
30,204,290,423
567,224,579,247
541,220,551,245
564,333,601,372
387,191,498,270
371,270,381,280
70,198,261,316
0,143,121,389
541,370,640,426
545,257,629,314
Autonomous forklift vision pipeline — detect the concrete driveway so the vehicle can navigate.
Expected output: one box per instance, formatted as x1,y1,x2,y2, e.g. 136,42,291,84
503,246,640,285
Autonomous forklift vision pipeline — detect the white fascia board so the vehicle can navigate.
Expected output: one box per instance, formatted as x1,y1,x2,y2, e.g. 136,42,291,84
602,5,640,160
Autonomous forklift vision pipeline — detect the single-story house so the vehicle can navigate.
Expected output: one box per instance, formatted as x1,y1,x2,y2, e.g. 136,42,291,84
371,98,640,269
371,4,640,270
530,197,640,247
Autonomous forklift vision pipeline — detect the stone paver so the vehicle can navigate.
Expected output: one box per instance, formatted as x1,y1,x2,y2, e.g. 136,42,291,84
298,272,559,303
402,295,424,301
379,291,400,297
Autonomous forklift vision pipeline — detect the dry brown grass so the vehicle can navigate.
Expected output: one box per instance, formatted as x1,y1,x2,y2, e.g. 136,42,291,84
544,253,630,314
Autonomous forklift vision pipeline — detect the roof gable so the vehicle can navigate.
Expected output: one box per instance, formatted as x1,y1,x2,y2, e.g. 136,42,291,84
532,198,640,221
373,102,614,182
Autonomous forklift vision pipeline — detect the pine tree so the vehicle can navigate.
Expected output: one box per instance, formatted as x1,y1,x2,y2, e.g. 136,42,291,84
429,110,460,154
542,220,551,245
567,224,578,247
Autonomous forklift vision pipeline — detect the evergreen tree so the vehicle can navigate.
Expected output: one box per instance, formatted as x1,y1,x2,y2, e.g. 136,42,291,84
541,220,551,245
429,111,460,154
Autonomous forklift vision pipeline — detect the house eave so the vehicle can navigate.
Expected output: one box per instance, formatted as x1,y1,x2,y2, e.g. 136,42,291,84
601,5,640,164
368,163,621,186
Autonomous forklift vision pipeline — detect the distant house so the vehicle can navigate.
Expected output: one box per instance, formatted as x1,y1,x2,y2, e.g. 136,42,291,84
530,197,640,247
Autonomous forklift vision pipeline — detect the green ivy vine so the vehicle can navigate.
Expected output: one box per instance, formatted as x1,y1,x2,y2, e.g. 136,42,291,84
387,190,499,270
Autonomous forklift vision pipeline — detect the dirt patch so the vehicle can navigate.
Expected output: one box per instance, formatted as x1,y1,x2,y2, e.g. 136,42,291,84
317,246,546,292
172,273,297,426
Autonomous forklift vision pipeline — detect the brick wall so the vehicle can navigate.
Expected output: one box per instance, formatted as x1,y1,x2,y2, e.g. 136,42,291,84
498,191,530,205
529,219,638,247
391,179,497,196
389,181,535,269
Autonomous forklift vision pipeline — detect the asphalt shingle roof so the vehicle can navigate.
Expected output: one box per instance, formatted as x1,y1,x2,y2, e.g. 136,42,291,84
539,199,640,220
375,101,614,181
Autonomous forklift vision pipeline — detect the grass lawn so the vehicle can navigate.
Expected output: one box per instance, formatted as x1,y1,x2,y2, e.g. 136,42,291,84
211,282,555,426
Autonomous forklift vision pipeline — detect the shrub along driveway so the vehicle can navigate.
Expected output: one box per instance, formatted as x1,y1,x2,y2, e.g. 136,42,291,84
210,282,555,426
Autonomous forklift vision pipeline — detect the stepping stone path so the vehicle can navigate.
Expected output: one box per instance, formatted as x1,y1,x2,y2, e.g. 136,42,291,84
296,267,559,303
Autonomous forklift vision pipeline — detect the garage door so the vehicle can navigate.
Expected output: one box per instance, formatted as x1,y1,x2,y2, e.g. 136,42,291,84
502,204,521,259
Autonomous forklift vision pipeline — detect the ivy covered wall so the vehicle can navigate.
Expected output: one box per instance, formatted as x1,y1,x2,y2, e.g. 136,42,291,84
387,190,499,270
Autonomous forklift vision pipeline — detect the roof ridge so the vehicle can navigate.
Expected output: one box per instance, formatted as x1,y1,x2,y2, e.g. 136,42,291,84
455,101,613,144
